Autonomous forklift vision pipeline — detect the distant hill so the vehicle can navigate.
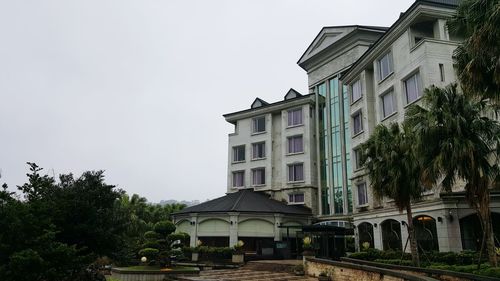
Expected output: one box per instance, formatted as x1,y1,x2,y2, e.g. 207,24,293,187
158,199,201,207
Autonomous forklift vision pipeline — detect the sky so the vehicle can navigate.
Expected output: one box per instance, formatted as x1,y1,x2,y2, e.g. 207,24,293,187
0,0,414,203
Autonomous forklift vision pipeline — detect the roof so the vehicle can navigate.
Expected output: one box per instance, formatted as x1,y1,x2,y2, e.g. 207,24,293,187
172,189,312,216
297,25,388,69
223,90,313,120
341,0,461,82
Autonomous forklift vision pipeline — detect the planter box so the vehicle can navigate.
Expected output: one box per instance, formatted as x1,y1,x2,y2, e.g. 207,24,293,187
232,253,244,264
192,252,199,262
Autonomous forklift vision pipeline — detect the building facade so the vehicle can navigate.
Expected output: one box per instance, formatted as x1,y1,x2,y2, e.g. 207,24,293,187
335,0,499,253
173,0,500,258
224,89,318,214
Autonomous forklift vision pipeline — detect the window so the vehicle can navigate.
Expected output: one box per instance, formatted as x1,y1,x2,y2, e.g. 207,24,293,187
252,116,266,133
287,135,303,154
287,108,303,127
381,90,396,118
357,182,368,206
252,168,265,185
354,148,363,170
351,79,362,102
288,193,305,204
404,73,421,104
439,64,445,82
352,111,363,135
232,171,244,187
288,163,304,182
378,52,393,81
232,145,245,162
252,142,265,159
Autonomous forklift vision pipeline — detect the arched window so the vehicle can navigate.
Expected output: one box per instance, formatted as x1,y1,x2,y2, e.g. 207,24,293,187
381,219,402,250
413,215,438,252
460,212,500,251
358,222,374,250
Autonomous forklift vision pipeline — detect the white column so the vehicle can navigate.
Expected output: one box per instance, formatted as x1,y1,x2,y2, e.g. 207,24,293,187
189,214,198,247
274,214,283,241
229,212,239,247
373,222,383,250
401,221,410,253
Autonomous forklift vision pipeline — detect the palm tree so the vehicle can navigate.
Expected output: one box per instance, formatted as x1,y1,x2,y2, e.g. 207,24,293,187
360,123,423,267
447,0,500,105
405,84,500,267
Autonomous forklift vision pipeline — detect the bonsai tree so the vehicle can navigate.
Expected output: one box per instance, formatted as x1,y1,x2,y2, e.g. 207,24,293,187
138,220,177,267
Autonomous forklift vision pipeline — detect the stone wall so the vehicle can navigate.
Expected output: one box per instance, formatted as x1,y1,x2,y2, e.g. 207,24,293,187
305,258,439,281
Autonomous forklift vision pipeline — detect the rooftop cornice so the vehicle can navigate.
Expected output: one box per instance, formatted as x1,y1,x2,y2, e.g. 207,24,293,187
223,94,315,123
342,3,458,84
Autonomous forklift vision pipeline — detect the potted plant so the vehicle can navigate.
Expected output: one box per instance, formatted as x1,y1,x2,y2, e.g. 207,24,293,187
293,264,305,276
231,240,245,264
302,236,314,260
192,240,202,262
318,271,330,281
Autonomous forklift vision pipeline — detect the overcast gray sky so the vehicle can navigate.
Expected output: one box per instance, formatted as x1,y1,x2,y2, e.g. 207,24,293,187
0,0,413,202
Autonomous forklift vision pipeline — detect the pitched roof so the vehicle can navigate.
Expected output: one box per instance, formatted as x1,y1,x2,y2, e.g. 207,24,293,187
251,98,269,109
284,88,303,100
172,189,312,215
297,25,388,68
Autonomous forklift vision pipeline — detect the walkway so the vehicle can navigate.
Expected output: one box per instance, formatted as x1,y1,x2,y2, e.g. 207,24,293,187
180,269,317,281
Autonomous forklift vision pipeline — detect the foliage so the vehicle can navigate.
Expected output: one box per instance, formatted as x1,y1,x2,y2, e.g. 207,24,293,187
187,246,233,261
302,236,313,250
233,240,245,253
360,123,423,266
138,248,160,260
406,84,500,267
0,163,126,281
374,259,414,266
154,221,176,236
348,249,411,261
447,0,500,104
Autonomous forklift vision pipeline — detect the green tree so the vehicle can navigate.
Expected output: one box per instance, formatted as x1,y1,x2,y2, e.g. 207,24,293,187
360,123,423,267
447,0,500,104
406,84,500,267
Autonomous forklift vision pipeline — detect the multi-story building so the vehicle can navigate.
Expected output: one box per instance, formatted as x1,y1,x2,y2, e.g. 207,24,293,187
173,0,500,258
338,0,500,253
297,25,387,222
223,89,318,213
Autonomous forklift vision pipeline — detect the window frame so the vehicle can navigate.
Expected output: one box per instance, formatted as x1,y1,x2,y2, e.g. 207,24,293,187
380,89,396,118
251,167,266,186
354,148,363,170
232,170,245,188
287,135,304,154
352,111,363,135
232,145,246,163
351,79,362,103
288,193,305,204
404,72,421,104
287,163,304,183
357,182,368,206
251,142,266,160
287,107,303,127
378,51,394,82
252,116,266,134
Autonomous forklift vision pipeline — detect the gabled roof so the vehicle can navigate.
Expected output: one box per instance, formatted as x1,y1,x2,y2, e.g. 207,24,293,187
172,189,312,215
251,98,269,109
342,0,461,83
297,25,388,69
284,88,303,100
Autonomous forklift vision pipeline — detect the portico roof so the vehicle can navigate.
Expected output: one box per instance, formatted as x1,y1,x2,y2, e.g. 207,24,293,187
172,189,312,216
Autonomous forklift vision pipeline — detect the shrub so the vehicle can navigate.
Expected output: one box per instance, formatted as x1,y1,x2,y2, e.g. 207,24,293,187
144,231,159,240
154,221,176,236
138,248,159,260
474,267,500,278
374,259,414,266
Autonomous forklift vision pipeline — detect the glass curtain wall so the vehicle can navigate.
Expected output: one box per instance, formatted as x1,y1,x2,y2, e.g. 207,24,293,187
330,77,343,214
316,77,353,216
318,83,330,214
